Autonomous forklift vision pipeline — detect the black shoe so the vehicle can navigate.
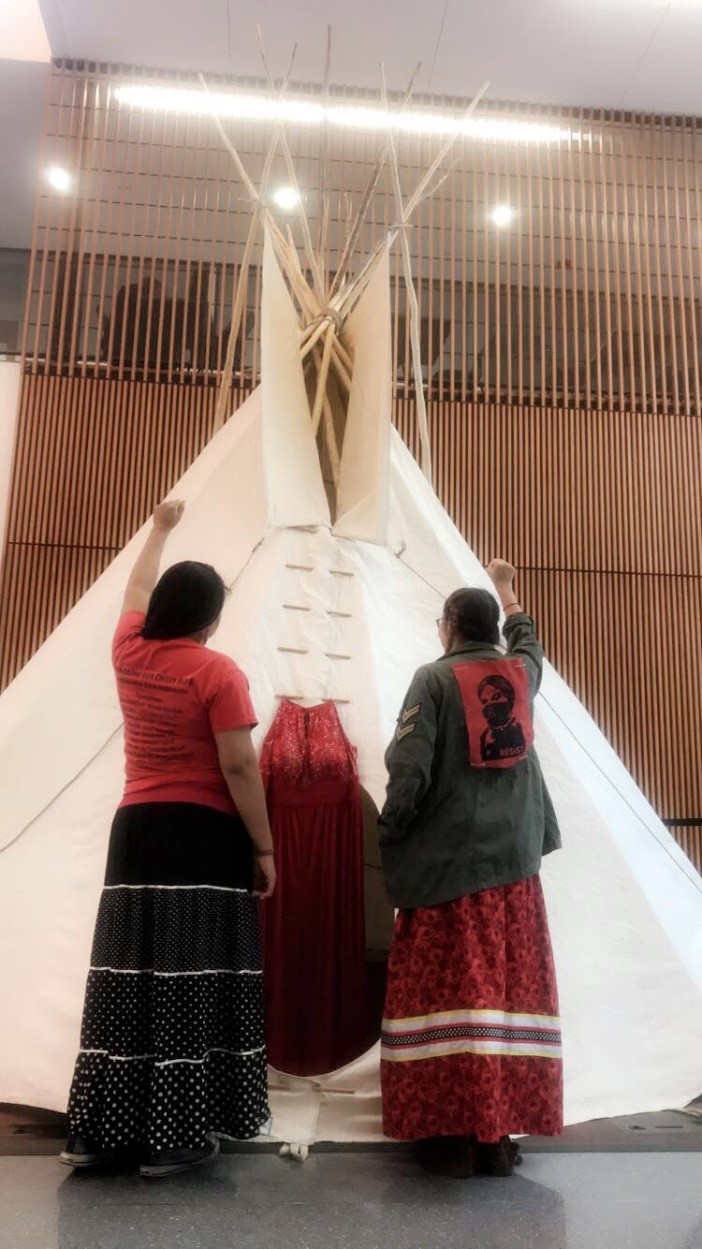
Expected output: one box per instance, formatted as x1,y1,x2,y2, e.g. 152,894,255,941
140,1135,220,1179
475,1137,515,1177
414,1135,476,1179
59,1136,110,1168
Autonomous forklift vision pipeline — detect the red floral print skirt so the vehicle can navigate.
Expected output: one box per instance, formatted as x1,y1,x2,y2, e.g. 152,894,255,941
381,875,563,1143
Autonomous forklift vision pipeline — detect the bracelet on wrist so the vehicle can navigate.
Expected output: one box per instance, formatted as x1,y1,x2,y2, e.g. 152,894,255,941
255,848,275,858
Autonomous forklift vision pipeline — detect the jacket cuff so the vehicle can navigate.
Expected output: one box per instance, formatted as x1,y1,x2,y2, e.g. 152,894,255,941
378,821,406,847
502,611,534,630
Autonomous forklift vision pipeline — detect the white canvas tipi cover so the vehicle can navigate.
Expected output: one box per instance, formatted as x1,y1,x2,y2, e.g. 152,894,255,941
1,236,701,1145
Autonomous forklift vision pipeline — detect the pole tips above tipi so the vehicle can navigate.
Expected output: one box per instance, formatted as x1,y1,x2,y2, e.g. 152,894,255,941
199,38,489,495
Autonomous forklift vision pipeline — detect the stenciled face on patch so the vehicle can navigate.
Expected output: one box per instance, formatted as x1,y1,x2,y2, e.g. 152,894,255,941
478,675,515,728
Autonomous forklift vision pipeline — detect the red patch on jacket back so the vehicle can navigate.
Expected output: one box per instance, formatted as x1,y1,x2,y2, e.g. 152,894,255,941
452,659,534,769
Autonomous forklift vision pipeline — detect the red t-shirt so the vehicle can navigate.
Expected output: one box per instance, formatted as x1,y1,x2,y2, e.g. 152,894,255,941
112,611,257,815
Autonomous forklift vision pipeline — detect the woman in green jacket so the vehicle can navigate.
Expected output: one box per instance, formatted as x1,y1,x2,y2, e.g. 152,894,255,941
379,560,562,1178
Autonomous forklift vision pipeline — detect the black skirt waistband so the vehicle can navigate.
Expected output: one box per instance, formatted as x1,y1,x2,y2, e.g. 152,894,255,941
105,802,254,890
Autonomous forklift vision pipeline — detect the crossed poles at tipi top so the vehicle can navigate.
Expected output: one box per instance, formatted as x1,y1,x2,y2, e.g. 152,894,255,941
197,31,488,493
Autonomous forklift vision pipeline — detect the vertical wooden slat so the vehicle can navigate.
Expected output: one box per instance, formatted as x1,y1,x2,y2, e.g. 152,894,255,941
449,161,456,404
631,117,648,413
568,120,579,407
459,162,467,402
590,119,603,412
472,158,478,404
426,180,435,404
483,130,490,403
95,77,120,382
79,76,107,377
557,124,568,407
438,167,447,405
129,87,153,386
650,120,664,413
504,114,513,406
610,116,626,411
547,118,558,404
494,130,502,403
684,118,701,415
641,119,659,414
536,127,547,407
178,106,200,386
527,134,535,408
673,116,692,416
659,114,677,413
579,112,592,410
114,70,145,383
620,118,637,411
516,137,524,406
599,113,615,411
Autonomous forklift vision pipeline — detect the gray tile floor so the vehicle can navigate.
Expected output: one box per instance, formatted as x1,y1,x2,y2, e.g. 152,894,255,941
1,1151,701,1249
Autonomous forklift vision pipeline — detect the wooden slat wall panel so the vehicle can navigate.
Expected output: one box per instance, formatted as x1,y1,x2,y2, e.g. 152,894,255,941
2,62,702,873
0,374,251,684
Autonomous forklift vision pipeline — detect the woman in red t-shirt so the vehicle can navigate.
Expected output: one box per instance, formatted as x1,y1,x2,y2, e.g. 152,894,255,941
61,501,275,1178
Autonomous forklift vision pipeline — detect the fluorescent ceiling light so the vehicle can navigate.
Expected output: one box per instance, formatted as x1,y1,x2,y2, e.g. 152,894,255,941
45,166,72,191
491,204,515,227
273,186,301,211
114,85,578,145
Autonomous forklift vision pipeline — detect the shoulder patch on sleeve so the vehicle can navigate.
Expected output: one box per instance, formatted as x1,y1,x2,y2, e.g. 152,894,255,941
401,703,421,724
396,723,417,742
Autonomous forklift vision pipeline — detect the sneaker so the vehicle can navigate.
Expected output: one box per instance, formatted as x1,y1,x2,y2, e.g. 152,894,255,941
140,1134,220,1179
59,1136,109,1168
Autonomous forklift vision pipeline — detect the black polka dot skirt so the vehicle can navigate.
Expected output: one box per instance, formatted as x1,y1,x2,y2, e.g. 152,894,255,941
67,802,270,1154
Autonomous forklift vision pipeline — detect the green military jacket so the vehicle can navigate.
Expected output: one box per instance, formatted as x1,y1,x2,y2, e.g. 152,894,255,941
379,612,561,909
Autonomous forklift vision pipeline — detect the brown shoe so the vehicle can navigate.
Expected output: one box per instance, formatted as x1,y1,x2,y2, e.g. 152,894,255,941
475,1137,515,1177
415,1135,476,1179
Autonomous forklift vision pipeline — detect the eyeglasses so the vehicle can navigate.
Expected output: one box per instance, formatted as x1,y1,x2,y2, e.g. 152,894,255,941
436,617,444,629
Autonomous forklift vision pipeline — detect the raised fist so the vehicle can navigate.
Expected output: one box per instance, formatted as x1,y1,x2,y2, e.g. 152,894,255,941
487,559,516,588
153,500,185,531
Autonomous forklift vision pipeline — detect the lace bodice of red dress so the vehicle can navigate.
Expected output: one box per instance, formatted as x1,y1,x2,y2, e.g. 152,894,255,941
260,699,358,802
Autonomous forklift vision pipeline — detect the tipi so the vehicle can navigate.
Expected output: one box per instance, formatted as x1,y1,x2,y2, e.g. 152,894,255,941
1,88,701,1147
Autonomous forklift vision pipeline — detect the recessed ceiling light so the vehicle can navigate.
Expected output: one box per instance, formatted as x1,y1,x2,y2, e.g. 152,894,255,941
273,186,301,212
46,166,72,192
114,85,579,146
491,204,514,227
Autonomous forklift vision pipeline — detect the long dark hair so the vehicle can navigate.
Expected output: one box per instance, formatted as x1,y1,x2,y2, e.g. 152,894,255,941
443,587,500,646
142,561,226,641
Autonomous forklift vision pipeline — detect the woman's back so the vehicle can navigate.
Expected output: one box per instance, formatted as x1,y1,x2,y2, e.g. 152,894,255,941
113,610,256,814
379,612,560,909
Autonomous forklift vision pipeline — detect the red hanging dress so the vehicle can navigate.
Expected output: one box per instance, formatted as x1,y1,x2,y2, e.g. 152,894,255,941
260,699,368,1076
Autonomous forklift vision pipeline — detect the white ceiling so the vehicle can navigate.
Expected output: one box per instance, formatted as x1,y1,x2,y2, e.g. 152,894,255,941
1,0,50,61
37,0,702,116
